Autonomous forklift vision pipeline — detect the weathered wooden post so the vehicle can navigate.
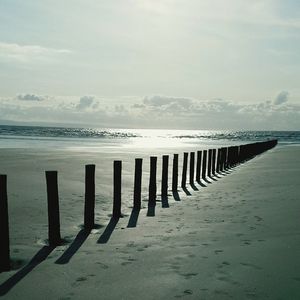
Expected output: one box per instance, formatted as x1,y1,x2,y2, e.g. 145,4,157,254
221,147,227,171
196,150,202,183
189,152,195,184
202,150,207,180
181,152,188,188
148,156,157,207
45,171,61,246
207,149,212,178
216,148,221,173
133,158,143,210
0,174,10,271
113,161,122,218
161,155,169,198
84,164,95,230
212,149,216,176
172,154,178,192
224,147,229,170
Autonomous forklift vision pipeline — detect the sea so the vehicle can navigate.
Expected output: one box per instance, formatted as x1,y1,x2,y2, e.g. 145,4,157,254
0,125,299,150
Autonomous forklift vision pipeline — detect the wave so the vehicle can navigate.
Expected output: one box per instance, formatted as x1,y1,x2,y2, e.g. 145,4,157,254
0,125,299,144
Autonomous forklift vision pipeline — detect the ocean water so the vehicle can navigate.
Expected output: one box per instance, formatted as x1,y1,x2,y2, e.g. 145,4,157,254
0,125,299,149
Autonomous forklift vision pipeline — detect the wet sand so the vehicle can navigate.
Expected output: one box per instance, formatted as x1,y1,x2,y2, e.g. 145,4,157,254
0,145,299,299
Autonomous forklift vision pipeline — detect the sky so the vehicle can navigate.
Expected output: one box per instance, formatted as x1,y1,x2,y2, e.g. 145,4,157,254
0,0,299,130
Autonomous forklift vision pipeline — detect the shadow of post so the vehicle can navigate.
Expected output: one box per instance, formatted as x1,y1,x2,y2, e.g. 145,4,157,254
0,245,55,296
55,229,90,264
161,195,169,208
190,182,199,191
172,191,181,201
127,209,140,228
97,217,119,244
207,175,218,182
182,186,192,196
147,206,155,217
196,180,207,188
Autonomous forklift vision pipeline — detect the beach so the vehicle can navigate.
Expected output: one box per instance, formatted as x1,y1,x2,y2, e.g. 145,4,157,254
0,144,299,299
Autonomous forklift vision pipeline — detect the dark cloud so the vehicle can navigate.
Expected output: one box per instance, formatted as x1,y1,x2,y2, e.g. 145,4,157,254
17,94,45,101
76,96,95,110
274,91,289,105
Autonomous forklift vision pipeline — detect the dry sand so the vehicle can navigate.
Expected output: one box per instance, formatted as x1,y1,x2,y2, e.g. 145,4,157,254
0,144,299,299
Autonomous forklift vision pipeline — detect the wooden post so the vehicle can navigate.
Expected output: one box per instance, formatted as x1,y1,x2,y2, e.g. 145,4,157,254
133,158,142,210
208,149,212,177
196,150,202,183
216,149,221,173
212,149,216,176
189,152,195,184
224,147,229,170
0,175,10,271
113,161,122,218
148,157,157,207
181,152,188,188
45,171,61,246
172,154,178,192
84,164,95,230
221,147,227,171
202,150,207,180
161,155,169,198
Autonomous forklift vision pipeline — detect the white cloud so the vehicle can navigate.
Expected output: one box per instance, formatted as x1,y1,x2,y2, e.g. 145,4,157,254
0,42,71,63
0,94,299,130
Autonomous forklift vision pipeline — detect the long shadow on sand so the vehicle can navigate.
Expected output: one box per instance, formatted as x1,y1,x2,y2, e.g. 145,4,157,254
190,182,199,191
208,175,218,182
147,205,155,217
0,245,55,296
181,186,192,196
127,209,140,228
97,217,119,244
196,180,207,188
161,195,169,208
55,229,90,264
172,191,181,201
202,177,212,184
213,174,222,179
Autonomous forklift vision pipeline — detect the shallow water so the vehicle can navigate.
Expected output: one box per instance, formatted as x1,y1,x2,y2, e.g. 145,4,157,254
0,125,299,149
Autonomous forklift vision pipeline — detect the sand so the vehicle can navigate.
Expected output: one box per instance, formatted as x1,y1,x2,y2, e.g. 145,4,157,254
0,144,299,299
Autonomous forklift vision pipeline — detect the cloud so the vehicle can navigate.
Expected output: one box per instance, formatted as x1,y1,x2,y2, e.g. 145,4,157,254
273,91,289,105
0,42,71,63
143,95,193,108
131,95,300,130
17,94,46,101
76,96,96,110
0,94,299,130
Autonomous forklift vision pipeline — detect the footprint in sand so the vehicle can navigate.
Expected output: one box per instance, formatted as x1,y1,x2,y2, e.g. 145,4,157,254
72,277,88,286
242,239,252,245
236,233,244,237
240,262,262,270
96,262,109,269
254,215,263,222
174,289,193,298
180,273,198,279
76,277,87,282
292,277,300,282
